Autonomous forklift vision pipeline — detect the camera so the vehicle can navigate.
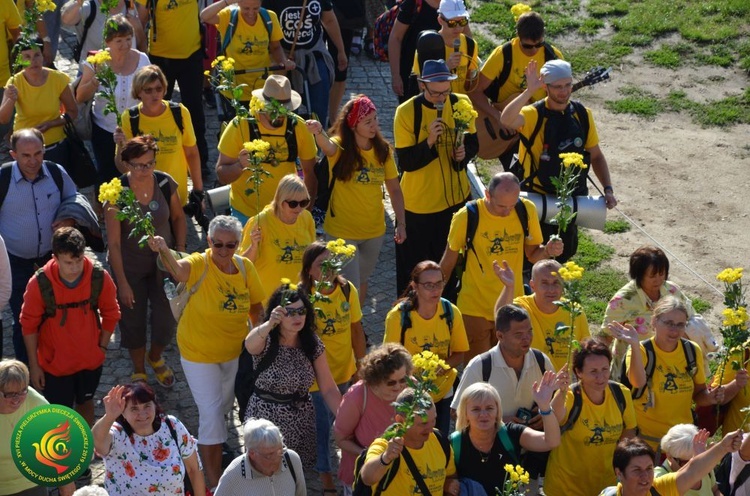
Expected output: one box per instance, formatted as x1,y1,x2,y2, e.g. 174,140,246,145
516,407,533,424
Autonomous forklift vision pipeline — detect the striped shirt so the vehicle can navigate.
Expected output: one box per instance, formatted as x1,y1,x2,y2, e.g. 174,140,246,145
214,449,306,496
0,162,77,259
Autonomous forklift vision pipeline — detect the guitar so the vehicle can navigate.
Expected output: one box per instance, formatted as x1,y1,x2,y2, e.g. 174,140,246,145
475,66,613,160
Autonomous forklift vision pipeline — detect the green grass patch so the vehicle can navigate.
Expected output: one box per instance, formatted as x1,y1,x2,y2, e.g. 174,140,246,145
578,18,605,36
573,231,628,323
474,158,494,186
472,32,497,62
564,40,634,72
644,45,685,68
694,45,734,67
573,231,615,270
603,219,631,234
690,296,712,314
587,0,629,17
605,94,664,117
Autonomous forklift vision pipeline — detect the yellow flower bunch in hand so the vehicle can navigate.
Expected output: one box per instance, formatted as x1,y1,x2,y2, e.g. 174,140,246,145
500,464,530,495
87,51,121,126
549,152,589,239
242,139,272,217
552,261,585,366
278,278,299,308
86,50,112,66
35,0,57,12
559,152,588,169
452,98,477,147
99,178,155,247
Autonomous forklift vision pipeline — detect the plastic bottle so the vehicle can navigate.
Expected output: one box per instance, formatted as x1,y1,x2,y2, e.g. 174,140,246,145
164,278,177,299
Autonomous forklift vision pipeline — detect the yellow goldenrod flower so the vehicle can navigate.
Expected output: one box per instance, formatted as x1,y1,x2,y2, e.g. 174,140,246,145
559,152,586,169
98,177,123,204
510,3,531,21
280,278,291,285
717,267,744,284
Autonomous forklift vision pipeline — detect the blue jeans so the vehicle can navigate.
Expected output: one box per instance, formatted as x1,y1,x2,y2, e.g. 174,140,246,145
312,382,350,473
8,253,52,363
306,54,332,127
43,6,62,62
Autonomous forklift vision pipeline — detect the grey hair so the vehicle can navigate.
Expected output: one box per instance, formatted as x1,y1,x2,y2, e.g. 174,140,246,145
660,423,697,460
244,418,284,452
208,215,242,241
652,295,689,321
0,359,30,389
72,486,109,496
455,382,504,432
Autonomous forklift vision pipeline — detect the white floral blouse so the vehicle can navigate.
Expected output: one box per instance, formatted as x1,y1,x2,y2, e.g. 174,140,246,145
104,415,197,495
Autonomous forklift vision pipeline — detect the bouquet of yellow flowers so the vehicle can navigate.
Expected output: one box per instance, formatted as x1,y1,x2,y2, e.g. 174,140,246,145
452,98,478,148
242,139,272,217
99,178,154,247
497,464,531,495
549,152,589,240
382,351,452,439
205,56,249,125
510,3,532,22
306,239,357,318
713,268,748,392
553,261,585,366
12,0,57,76
87,51,121,126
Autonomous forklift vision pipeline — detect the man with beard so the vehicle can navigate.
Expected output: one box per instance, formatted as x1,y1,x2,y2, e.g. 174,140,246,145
215,75,316,226
501,59,617,263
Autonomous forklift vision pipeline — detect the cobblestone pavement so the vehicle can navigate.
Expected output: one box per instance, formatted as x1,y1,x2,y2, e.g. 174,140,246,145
1,29,404,495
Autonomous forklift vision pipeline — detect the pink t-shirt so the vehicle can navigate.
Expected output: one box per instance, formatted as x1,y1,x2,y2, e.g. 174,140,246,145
334,381,397,485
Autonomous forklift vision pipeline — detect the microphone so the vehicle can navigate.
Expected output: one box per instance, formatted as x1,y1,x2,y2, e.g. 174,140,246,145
453,38,461,53
436,102,444,112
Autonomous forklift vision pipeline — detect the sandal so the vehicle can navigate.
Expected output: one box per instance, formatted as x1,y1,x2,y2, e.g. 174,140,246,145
131,372,148,383
146,355,176,388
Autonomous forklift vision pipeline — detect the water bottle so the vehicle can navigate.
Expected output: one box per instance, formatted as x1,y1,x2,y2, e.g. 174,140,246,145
163,278,177,299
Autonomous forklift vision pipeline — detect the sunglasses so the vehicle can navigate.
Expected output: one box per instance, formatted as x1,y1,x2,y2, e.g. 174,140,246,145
520,41,545,50
441,16,469,28
141,86,164,95
127,159,156,170
285,306,307,317
212,241,238,250
385,377,408,387
0,387,28,400
284,199,310,209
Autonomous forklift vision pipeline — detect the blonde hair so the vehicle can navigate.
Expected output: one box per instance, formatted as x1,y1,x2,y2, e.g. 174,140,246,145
455,382,503,432
272,174,309,217
131,65,168,100
652,295,689,323
0,359,30,389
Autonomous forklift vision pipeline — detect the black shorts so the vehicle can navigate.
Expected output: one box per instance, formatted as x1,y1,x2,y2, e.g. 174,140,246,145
43,366,103,407
326,28,355,82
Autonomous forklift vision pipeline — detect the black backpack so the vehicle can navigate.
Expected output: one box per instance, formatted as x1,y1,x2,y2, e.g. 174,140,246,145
0,161,64,207
620,338,697,400
560,381,627,434
484,41,558,102
716,449,750,496
399,297,454,345
481,348,545,382
351,428,451,496
34,262,105,330
128,101,184,137
220,6,273,55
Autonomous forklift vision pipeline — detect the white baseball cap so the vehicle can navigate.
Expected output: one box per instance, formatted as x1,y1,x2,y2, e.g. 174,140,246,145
438,0,469,19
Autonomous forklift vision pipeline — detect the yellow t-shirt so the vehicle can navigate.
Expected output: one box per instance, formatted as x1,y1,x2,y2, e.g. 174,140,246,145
411,34,480,96
546,383,637,496
310,281,362,391
365,434,456,495
217,116,316,218
0,0,22,84
625,338,706,449
177,251,265,363
8,69,70,145
120,101,197,205
712,351,749,433
323,137,399,240
446,198,542,320
517,99,599,193
601,473,679,496
0,387,47,494
513,294,589,371
480,38,564,105
137,0,200,58
393,94,475,214
239,205,315,300
383,300,469,360
216,7,283,100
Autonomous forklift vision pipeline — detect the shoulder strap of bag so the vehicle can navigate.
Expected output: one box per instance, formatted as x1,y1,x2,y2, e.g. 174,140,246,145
0,163,12,208
449,430,461,466
463,199,480,272
514,198,529,238
481,350,492,382
401,447,433,496
169,101,184,133
129,105,141,137
74,4,97,60
560,383,583,434
608,381,627,415
188,253,210,297
283,451,297,483
532,349,546,374
152,171,173,204
632,339,656,400
44,161,65,204
220,6,240,55
484,41,512,101
35,268,58,321
680,337,697,377
497,425,518,464
340,278,352,302
439,298,453,331
399,300,412,344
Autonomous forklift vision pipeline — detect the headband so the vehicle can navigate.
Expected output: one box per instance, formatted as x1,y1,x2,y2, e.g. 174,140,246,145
346,96,377,129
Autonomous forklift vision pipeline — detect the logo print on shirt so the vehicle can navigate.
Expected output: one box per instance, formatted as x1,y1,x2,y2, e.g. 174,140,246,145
356,167,371,183
166,0,178,10
274,238,304,264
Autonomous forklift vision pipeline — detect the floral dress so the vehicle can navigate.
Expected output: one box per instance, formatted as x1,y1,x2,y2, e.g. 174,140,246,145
245,335,325,470
104,415,197,495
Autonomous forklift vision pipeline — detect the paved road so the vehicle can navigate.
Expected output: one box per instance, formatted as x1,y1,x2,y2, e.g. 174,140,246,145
1,30,403,495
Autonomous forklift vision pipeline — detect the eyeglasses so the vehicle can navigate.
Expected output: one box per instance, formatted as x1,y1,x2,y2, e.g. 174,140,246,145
441,16,469,28
285,306,307,317
417,281,445,291
127,159,156,170
658,318,687,330
672,457,689,466
425,86,452,98
212,241,238,250
385,377,408,387
141,86,164,95
284,199,310,209
0,387,29,400
520,41,545,50
547,82,573,91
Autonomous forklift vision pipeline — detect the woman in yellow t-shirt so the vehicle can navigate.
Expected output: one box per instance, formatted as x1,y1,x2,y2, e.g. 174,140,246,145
0,39,77,169
600,434,742,496
240,174,315,300
149,215,265,490
300,240,367,493
545,339,638,496
306,94,406,303
624,296,722,451
383,260,469,437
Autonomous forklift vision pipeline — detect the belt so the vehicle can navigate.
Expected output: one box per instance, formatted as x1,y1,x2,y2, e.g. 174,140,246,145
254,388,309,409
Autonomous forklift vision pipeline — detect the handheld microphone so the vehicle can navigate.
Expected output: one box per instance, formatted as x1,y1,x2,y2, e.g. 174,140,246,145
453,38,461,53
435,102,444,112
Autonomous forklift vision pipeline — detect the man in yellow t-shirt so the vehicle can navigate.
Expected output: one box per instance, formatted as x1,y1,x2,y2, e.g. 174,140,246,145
216,75,316,226
393,59,478,296
360,390,458,496
439,172,560,362
495,259,588,370
501,59,617,264
135,0,209,182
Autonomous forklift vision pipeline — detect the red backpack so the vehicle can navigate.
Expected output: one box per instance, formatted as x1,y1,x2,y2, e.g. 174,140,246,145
373,0,423,62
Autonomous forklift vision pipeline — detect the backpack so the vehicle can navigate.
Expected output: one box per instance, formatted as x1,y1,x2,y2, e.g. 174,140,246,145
73,3,97,61
484,41,558,102
716,449,750,496
481,348,545,382
399,297,454,346
120,170,173,207
352,428,450,496
34,262,105,330
220,6,273,55
313,155,342,219
620,338,697,400
560,381,627,434
128,101,184,137
246,117,299,169
373,0,423,62
0,162,64,208
450,425,518,465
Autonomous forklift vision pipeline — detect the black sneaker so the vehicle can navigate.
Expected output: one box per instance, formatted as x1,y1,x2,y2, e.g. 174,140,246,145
204,87,216,108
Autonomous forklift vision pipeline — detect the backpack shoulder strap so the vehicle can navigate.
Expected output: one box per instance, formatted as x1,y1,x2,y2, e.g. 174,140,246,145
632,339,656,400
188,253,210,297
497,425,518,464
608,381,627,415
518,100,548,188
399,300,412,345
128,105,141,137
168,101,184,134
89,262,105,308
463,199,480,272
35,268,57,321
164,415,180,446
486,41,513,100
439,298,453,331
258,7,273,37
340,278,352,302
153,171,173,204
543,42,557,62
285,116,298,162
466,36,476,60
220,6,240,55
532,349,546,374
570,100,590,140
680,338,698,376
0,163,13,208
449,431,461,466
413,95,425,141
514,198,529,238
560,383,582,434
43,161,65,204
434,429,451,467
481,350,493,382
283,451,297,484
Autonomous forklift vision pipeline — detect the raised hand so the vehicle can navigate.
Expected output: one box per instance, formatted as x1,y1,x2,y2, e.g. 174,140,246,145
692,428,709,456
608,321,640,347
554,364,571,391
525,60,544,94
492,259,515,287
532,370,558,409
102,385,128,419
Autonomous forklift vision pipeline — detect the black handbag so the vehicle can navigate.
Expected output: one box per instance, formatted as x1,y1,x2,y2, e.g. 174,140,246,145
62,113,97,188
